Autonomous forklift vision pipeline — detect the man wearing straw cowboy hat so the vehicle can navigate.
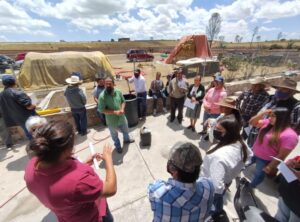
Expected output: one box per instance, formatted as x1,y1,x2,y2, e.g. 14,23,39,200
270,78,300,134
64,74,88,136
263,78,299,116
236,77,269,139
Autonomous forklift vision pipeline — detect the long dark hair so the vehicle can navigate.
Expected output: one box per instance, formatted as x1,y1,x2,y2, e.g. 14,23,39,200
207,115,248,162
258,107,290,147
229,109,242,127
28,121,75,163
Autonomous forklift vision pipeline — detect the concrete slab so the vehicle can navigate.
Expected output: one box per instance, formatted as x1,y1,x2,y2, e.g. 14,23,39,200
0,104,300,221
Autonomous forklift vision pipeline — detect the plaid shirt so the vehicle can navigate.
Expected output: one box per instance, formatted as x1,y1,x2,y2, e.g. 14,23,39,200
148,178,214,222
289,101,300,134
236,90,269,121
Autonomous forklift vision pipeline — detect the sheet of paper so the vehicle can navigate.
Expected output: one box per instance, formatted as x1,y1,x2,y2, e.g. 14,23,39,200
89,142,100,170
272,156,298,183
244,126,251,136
184,98,196,110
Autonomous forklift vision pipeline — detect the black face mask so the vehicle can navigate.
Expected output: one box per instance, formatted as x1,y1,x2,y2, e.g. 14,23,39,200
213,129,224,141
106,87,113,94
134,74,140,78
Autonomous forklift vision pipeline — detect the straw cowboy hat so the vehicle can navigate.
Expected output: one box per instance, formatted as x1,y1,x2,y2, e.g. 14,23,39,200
271,78,300,93
215,97,238,110
65,75,82,85
249,76,266,85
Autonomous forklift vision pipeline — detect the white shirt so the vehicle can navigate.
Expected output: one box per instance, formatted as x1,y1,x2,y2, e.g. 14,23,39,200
189,86,199,96
200,141,253,194
129,75,147,93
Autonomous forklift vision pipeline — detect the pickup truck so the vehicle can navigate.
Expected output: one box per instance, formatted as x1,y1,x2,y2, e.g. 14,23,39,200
126,49,154,62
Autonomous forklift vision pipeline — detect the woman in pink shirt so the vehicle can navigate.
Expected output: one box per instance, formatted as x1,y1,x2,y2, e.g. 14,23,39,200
249,107,298,188
24,121,117,222
200,75,227,134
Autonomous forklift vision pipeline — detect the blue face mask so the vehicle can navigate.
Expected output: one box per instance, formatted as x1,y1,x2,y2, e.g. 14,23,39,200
275,90,289,99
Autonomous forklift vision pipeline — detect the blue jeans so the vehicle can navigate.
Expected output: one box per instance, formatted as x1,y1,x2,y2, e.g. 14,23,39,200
275,197,300,222
103,205,114,222
250,156,270,188
108,119,130,149
202,112,220,132
203,111,220,123
71,107,87,135
137,92,147,118
211,193,224,216
152,92,166,110
96,110,106,126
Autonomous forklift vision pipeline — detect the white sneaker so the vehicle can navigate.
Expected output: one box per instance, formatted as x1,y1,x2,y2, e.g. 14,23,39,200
163,107,167,113
153,109,157,116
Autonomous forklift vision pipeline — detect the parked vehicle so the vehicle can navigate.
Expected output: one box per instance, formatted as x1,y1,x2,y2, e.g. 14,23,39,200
15,52,27,61
0,55,14,73
126,49,154,62
14,60,24,70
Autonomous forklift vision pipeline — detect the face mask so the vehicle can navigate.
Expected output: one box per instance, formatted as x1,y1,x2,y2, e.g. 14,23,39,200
134,74,140,78
275,90,289,99
213,129,224,141
106,87,113,94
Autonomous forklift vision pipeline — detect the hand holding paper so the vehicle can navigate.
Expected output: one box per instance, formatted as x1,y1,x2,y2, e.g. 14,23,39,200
272,156,297,183
89,142,100,170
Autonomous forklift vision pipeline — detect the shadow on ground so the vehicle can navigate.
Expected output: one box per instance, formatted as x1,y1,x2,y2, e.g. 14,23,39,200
6,155,29,171
99,143,130,167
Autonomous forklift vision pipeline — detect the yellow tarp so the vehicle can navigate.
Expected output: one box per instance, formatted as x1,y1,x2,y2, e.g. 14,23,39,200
18,51,114,90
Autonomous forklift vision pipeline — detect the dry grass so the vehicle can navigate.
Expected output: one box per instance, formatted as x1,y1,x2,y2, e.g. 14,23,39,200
212,40,300,48
0,40,178,52
1,40,299,52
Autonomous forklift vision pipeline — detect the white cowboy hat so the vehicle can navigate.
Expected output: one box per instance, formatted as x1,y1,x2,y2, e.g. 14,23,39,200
249,77,266,85
65,75,82,85
272,78,300,93
215,97,238,110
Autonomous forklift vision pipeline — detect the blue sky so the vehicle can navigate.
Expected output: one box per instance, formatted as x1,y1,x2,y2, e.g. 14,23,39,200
0,0,300,42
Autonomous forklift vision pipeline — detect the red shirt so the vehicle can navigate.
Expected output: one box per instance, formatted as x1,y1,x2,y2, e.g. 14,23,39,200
24,157,106,222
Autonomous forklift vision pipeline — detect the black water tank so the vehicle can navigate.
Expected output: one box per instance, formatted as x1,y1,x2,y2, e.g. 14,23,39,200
123,94,139,127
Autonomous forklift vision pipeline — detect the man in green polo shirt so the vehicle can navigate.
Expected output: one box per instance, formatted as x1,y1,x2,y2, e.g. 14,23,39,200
98,77,134,153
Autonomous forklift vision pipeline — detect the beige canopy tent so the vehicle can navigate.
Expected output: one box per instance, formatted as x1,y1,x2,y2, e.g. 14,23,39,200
18,51,114,90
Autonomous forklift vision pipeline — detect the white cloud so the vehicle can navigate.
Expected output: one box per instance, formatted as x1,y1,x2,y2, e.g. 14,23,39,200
138,9,156,20
15,0,136,18
220,20,250,41
70,16,120,31
255,0,300,19
285,31,300,39
0,35,8,42
0,1,53,37
5,0,300,41
260,26,280,32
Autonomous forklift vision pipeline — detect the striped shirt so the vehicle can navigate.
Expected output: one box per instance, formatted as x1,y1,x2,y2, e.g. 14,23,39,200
148,178,214,222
